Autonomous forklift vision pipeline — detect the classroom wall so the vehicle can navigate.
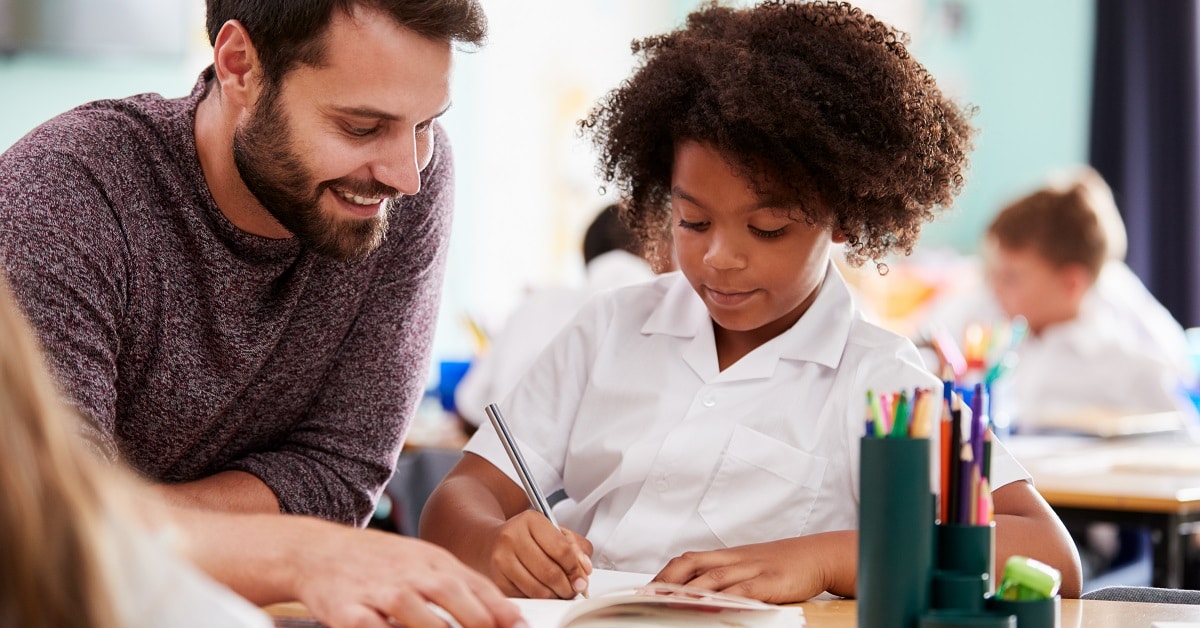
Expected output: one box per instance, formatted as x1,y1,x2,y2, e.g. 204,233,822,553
0,0,1096,371
910,0,1095,254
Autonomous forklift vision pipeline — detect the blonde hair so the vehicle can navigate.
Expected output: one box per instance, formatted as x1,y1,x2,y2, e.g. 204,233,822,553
0,274,119,628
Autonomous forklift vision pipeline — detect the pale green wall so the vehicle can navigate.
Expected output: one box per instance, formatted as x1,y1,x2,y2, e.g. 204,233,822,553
0,54,204,152
914,0,1095,253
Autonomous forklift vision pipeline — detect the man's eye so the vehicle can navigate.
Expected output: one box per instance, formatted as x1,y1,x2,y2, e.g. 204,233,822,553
346,124,380,137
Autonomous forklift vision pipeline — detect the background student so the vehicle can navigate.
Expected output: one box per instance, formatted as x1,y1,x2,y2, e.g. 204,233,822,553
0,274,523,628
926,167,1196,427
420,0,1082,603
455,203,658,427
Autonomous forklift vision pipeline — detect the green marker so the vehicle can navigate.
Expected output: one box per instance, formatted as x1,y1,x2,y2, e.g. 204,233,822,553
996,555,1061,601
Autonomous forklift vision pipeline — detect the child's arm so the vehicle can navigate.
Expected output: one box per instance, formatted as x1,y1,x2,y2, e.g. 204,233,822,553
652,531,859,602
651,480,1082,603
420,452,593,599
992,479,1083,598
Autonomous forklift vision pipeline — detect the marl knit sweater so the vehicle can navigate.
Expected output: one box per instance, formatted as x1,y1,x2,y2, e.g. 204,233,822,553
0,70,452,525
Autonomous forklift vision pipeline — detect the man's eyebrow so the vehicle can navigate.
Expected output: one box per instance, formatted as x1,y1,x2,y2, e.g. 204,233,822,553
329,102,453,122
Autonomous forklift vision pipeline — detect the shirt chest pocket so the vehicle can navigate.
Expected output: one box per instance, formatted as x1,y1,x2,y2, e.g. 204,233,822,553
698,425,828,548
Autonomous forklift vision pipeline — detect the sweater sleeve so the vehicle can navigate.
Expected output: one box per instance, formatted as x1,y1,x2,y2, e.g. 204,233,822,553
0,138,128,459
224,124,455,525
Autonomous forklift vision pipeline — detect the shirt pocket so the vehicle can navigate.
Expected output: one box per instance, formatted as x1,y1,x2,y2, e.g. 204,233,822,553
698,425,828,548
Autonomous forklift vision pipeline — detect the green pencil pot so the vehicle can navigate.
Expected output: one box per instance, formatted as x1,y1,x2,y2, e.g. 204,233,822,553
985,595,1060,628
935,522,996,601
858,437,934,628
932,570,989,612
919,611,1015,628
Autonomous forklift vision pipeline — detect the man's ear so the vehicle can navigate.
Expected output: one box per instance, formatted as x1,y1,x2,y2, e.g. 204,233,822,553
211,20,263,110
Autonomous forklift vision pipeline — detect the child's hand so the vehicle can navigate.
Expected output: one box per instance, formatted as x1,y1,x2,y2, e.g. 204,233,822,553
486,510,593,599
652,533,855,603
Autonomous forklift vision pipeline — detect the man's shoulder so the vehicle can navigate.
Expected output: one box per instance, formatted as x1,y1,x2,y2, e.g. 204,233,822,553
8,92,183,163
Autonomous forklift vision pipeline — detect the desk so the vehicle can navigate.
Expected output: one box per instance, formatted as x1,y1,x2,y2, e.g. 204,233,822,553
1007,435,1200,589
266,598,1200,626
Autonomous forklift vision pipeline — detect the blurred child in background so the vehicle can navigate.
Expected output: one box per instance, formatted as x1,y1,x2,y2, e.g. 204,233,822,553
925,167,1196,429
455,204,658,427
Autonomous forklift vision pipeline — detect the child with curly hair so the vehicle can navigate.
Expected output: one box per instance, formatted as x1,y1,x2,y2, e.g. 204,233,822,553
421,0,1082,603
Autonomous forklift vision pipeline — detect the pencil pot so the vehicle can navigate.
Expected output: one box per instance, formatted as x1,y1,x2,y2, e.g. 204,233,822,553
936,523,996,590
931,570,989,612
858,437,934,628
985,595,1060,628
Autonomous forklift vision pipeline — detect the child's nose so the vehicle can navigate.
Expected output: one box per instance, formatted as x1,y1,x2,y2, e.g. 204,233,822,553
703,233,747,270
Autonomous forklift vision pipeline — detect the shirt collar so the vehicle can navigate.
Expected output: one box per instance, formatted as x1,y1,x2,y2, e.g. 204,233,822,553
641,262,855,377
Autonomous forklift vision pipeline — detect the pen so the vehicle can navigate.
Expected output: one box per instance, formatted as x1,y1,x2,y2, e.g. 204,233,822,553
485,403,559,527
485,403,589,598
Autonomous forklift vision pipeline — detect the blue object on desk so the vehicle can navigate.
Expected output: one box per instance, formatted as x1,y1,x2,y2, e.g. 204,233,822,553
437,359,472,413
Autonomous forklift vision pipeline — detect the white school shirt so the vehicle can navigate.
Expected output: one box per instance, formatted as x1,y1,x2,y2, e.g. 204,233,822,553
1007,303,1189,423
465,264,1028,574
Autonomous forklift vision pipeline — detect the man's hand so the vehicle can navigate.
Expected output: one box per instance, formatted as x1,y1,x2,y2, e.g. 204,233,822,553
289,524,527,628
169,508,526,628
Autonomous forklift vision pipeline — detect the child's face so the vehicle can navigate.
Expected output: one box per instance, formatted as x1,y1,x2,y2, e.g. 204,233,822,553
670,140,837,347
983,236,1086,334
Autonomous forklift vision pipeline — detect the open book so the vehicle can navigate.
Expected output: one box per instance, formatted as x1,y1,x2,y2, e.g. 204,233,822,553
511,572,804,628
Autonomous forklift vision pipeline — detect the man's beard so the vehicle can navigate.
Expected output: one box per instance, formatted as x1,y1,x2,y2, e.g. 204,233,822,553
232,87,396,260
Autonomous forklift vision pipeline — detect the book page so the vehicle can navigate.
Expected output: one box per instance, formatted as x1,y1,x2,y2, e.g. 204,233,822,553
586,569,654,594
508,572,805,627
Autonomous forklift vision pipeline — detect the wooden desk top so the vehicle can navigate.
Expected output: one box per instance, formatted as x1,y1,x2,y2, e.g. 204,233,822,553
1006,435,1200,514
268,598,1200,626
800,598,1200,627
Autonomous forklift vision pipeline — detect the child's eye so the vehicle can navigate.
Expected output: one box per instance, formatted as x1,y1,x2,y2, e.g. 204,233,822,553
677,219,709,231
750,225,787,239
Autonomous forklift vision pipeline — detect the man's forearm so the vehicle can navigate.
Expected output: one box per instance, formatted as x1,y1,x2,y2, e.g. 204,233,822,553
156,470,281,515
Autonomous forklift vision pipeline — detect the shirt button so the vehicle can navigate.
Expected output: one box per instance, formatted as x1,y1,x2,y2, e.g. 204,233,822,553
655,477,669,491
701,396,716,408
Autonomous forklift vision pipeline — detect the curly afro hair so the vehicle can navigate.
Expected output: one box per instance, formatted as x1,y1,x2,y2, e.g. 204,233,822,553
580,0,975,269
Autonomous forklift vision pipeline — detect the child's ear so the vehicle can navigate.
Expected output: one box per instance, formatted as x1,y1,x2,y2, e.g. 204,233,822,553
1059,263,1093,302
831,226,849,244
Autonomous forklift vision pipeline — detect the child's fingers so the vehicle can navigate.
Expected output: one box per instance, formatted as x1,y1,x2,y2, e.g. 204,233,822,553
527,519,590,596
490,512,579,599
565,529,595,563
653,549,724,585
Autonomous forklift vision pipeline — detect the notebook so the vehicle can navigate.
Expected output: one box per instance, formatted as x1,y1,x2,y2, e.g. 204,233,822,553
510,571,804,627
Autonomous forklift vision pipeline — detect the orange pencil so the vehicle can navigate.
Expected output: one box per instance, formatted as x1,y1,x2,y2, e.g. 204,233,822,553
939,398,951,523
